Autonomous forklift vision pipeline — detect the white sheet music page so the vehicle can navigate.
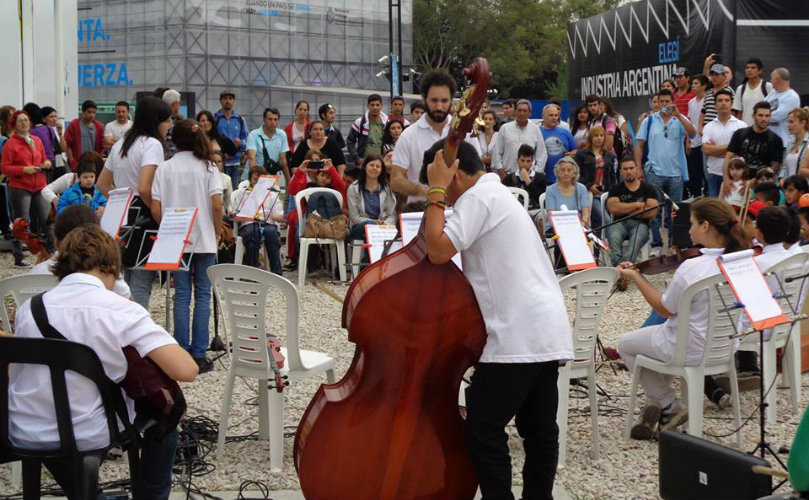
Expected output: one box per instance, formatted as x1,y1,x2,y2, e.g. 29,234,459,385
145,208,198,270
718,249,788,330
399,210,462,269
100,187,134,238
234,175,278,221
548,210,595,270
364,224,400,263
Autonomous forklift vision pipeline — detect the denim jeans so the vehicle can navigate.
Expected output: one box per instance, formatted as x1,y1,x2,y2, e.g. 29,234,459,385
224,164,240,191
9,187,52,263
590,196,604,233
607,219,650,266
239,222,282,275
173,253,216,359
123,267,156,311
349,220,377,241
707,174,724,198
43,425,178,500
645,171,683,247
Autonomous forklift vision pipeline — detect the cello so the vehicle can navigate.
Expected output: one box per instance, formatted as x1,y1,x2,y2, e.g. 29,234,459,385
294,59,491,500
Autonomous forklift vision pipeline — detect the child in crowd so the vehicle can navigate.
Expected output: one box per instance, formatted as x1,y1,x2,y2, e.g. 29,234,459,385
501,144,545,210
720,157,748,212
754,182,782,207
783,174,809,211
55,161,107,216
232,165,283,274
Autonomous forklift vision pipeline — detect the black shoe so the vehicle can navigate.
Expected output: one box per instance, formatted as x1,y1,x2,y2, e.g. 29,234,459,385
283,261,298,271
194,357,214,374
208,336,227,352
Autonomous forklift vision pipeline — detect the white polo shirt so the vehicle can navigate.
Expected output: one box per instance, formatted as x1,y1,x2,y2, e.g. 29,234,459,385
443,173,573,363
701,116,746,176
8,273,177,451
30,255,131,299
105,136,165,191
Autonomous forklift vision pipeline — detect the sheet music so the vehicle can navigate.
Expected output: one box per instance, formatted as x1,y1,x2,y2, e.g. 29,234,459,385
145,208,198,270
364,224,400,263
718,249,788,330
234,175,279,221
548,210,595,270
100,187,134,238
399,210,462,269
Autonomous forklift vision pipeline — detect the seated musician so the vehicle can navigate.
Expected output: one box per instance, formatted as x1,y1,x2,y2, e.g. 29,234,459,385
232,165,283,274
422,139,573,500
616,198,750,440
9,224,198,499
605,157,659,266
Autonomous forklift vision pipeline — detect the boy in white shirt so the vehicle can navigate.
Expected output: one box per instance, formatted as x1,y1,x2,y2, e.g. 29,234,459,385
232,165,284,274
422,139,572,500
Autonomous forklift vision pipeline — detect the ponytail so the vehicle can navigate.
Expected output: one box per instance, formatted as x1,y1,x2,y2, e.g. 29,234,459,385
172,119,214,163
691,198,750,254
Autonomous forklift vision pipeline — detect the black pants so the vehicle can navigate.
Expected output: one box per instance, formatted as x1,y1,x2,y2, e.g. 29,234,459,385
465,361,560,500
685,145,705,199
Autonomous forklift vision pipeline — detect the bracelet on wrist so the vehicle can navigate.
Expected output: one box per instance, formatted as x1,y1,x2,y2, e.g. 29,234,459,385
428,186,448,197
426,199,446,210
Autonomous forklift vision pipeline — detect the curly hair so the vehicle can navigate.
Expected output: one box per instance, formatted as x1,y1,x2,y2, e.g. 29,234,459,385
51,225,121,281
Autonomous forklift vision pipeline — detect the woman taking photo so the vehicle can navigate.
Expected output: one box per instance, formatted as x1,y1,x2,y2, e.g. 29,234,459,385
616,198,749,439
98,96,172,310
476,110,498,172
570,104,590,147
284,100,312,154
151,120,223,373
196,109,237,160
290,121,347,174
381,118,405,156
576,125,618,229
1,110,53,267
347,154,397,241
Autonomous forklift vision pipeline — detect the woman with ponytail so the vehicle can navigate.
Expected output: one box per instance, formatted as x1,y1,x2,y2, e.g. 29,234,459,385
615,198,750,440
151,119,224,373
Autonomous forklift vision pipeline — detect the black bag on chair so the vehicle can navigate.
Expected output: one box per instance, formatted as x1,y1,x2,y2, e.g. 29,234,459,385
120,197,159,268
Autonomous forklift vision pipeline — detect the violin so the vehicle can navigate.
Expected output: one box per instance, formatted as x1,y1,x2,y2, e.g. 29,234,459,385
12,218,50,263
633,247,702,275
294,59,491,500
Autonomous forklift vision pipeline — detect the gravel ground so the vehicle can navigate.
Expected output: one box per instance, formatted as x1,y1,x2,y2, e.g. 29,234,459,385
0,250,806,499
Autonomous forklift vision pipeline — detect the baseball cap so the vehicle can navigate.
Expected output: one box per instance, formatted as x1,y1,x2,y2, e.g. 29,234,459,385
709,64,725,74
673,67,690,77
219,89,236,99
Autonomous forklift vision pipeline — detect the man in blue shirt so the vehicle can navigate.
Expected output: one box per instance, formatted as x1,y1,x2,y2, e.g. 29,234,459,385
540,104,577,183
634,88,697,254
215,90,249,190
246,107,290,186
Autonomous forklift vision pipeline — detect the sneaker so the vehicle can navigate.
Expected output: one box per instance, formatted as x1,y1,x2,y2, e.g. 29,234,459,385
194,357,215,374
631,402,662,440
283,261,298,272
14,260,31,268
649,246,664,258
660,402,689,432
717,393,732,409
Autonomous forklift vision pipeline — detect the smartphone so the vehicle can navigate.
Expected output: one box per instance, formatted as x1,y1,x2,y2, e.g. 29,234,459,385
308,160,324,170
713,53,722,64
660,106,674,114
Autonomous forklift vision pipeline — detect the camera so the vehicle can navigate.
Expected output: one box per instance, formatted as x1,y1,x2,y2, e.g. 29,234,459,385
712,53,722,64
660,106,674,114
308,160,325,170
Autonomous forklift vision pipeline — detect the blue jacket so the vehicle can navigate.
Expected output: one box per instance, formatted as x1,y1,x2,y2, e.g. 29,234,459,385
57,182,107,214
214,110,248,166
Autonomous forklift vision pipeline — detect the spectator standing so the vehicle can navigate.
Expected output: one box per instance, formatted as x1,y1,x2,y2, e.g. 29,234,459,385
24,103,57,182
162,89,183,158
700,64,735,131
603,98,631,159
586,94,617,152
701,89,746,197
64,100,104,171
764,67,801,147
637,93,660,132
197,110,237,161
290,121,347,174
347,94,388,165
576,125,618,229
722,101,784,191
410,100,425,123
672,67,694,116
389,96,410,125
540,104,576,183
606,157,659,265
245,107,290,185
41,106,68,177
284,100,312,155
381,118,405,156
686,74,709,198
547,99,570,130
347,154,397,241
214,90,248,189
104,101,133,149
492,100,547,181
476,110,499,172
500,98,516,125
634,89,696,255
318,103,346,149
151,120,223,372
783,107,809,179
570,104,590,146
732,58,774,126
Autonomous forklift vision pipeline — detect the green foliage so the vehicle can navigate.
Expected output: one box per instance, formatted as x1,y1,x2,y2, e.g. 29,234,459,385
413,0,620,97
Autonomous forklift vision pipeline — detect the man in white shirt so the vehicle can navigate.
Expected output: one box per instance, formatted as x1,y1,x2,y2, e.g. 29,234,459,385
686,74,709,198
701,89,746,197
492,100,548,180
764,67,801,146
104,101,132,149
732,58,774,126
422,139,572,500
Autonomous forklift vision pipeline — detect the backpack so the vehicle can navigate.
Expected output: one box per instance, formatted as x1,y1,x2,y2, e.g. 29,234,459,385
306,191,343,218
640,114,654,168
740,79,769,100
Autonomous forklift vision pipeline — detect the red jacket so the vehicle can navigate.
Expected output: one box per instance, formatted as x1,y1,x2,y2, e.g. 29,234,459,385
1,135,48,191
284,120,312,153
64,118,105,170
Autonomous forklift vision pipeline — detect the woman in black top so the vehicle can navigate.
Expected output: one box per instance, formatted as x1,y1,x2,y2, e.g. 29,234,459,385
290,121,347,174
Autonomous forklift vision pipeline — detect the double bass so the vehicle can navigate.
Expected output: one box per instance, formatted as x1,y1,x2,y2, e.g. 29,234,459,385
294,59,491,500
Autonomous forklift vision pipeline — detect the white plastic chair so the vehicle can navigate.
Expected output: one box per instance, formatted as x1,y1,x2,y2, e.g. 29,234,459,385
623,273,743,446
208,264,336,471
507,187,529,210
556,268,618,467
294,187,347,288
738,252,809,422
350,240,365,280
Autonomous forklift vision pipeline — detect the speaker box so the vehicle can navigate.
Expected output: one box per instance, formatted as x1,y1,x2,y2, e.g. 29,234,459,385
671,199,693,248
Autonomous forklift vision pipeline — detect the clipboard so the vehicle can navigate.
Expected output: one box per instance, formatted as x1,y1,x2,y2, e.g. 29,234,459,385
717,249,789,330
548,209,596,271
144,207,199,271
399,210,462,269
100,187,134,238
234,175,279,221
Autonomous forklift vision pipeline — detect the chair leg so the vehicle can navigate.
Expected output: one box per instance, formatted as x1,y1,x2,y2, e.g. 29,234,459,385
10,461,21,488
763,342,777,423
21,459,41,500
298,241,309,288
555,364,570,468
216,370,236,460
685,372,704,439
624,367,641,440
588,366,599,461
258,382,270,441
235,236,244,265
336,242,347,282
269,389,285,472
326,368,336,384
785,333,802,415
78,454,103,500
728,368,743,448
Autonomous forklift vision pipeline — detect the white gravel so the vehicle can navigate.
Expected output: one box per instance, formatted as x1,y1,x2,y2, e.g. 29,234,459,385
0,252,805,499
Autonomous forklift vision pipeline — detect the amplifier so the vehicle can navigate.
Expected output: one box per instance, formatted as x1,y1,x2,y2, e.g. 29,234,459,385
671,199,693,249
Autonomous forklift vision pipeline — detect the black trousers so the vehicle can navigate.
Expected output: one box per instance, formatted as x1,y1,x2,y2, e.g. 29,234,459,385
465,361,560,500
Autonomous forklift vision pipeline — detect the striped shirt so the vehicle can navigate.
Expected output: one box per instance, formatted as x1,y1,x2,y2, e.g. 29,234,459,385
700,86,735,129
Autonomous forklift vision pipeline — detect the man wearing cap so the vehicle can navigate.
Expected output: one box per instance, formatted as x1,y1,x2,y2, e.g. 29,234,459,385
215,90,249,190
700,63,735,133
672,67,694,116
318,103,345,150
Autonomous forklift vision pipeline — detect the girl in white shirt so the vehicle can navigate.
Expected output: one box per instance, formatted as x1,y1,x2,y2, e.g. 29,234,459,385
151,120,224,372
720,157,749,211
616,198,750,439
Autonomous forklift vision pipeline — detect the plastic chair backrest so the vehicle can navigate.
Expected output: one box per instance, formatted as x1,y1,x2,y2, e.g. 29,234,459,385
207,264,304,373
0,274,58,332
294,187,344,237
763,252,809,341
507,187,529,210
0,337,134,458
600,192,610,239
558,268,619,369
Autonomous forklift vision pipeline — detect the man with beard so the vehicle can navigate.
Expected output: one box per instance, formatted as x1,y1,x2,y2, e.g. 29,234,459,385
606,157,659,266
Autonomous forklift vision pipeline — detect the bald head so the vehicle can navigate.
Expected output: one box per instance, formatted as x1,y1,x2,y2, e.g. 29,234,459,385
542,104,559,128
